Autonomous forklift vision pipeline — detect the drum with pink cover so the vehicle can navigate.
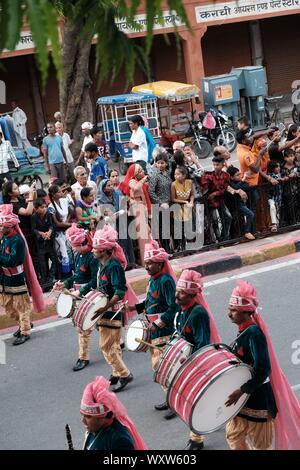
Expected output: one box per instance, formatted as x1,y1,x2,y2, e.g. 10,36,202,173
154,337,193,388
167,344,252,434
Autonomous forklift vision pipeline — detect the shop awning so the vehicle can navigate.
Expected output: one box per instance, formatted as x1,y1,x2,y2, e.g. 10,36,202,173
132,81,200,101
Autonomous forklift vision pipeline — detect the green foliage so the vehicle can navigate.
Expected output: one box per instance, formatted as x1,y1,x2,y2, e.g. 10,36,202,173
0,0,189,85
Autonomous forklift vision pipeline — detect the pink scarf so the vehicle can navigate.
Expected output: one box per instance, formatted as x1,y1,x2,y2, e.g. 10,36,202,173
230,280,300,450
81,376,147,450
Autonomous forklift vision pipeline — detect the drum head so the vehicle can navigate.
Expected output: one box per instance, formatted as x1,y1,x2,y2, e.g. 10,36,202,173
126,320,145,351
57,293,73,318
190,364,252,434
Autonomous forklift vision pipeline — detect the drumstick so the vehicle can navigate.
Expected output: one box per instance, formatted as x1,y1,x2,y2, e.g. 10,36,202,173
110,301,128,321
125,326,148,330
134,337,161,351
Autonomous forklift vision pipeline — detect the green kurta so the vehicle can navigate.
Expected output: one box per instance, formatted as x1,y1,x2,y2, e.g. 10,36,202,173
84,419,135,450
0,232,28,295
96,257,127,321
231,323,278,421
63,251,99,297
144,273,178,340
175,302,211,352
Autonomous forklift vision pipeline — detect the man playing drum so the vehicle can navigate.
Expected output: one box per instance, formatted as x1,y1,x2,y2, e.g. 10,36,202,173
80,376,147,450
90,225,134,393
0,204,45,345
132,240,179,419
54,223,99,371
225,280,300,450
175,269,221,450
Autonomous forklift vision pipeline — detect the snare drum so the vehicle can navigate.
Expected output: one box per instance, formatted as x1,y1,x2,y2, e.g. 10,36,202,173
154,337,193,389
126,319,151,352
167,344,252,434
57,292,76,318
73,290,108,331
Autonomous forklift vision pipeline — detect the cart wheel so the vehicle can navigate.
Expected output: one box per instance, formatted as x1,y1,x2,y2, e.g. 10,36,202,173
119,157,129,176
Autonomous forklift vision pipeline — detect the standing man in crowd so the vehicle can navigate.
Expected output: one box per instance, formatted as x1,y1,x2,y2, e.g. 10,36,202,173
128,115,148,173
55,121,75,184
0,131,19,180
43,123,68,180
76,121,93,166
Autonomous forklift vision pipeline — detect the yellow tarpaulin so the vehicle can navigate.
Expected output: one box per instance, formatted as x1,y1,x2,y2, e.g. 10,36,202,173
132,81,200,101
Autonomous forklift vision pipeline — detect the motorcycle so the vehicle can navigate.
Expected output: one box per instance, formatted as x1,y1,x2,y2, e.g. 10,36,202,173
198,109,237,153
181,111,212,159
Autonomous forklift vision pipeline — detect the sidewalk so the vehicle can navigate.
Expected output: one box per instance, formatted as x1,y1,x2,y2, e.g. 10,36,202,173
1,229,300,332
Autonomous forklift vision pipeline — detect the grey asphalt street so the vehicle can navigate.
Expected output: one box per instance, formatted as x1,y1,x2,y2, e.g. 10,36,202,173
0,255,299,450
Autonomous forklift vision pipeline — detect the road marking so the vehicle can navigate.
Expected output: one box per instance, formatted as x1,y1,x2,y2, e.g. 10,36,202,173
1,256,300,341
204,256,300,288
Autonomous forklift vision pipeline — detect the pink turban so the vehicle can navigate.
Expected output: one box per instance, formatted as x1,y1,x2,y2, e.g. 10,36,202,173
0,204,45,313
229,280,258,313
80,376,147,450
228,280,300,450
177,270,221,344
0,205,20,228
66,223,89,247
144,240,176,283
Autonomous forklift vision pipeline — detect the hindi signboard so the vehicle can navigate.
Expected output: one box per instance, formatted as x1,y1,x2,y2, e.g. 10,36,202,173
195,0,300,23
116,11,184,34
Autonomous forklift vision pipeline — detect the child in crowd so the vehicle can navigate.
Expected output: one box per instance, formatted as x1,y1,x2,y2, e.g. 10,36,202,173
171,166,194,251
227,166,255,240
76,187,98,232
31,198,57,291
267,161,283,232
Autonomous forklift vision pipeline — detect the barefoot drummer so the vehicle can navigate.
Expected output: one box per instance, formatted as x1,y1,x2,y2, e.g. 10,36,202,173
175,269,221,450
54,223,99,371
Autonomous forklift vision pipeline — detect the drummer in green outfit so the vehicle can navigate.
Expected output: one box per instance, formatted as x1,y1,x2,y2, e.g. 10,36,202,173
174,269,221,450
131,240,179,420
81,376,147,450
54,223,99,372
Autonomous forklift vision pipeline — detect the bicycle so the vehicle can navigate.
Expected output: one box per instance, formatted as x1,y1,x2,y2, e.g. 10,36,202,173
264,95,284,127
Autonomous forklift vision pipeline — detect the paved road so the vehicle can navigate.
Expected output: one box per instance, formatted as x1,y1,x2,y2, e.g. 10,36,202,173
1,255,299,450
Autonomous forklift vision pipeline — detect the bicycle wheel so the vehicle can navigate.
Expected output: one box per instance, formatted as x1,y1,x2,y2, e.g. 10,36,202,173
193,139,212,159
216,130,237,152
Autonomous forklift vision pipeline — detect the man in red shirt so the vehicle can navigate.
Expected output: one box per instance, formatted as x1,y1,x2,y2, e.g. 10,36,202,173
201,156,232,241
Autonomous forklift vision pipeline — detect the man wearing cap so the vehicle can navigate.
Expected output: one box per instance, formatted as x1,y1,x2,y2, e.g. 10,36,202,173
76,122,93,167
175,269,221,450
132,240,178,419
90,225,134,392
80,376,147,450
54,224,99,371
0,204,45,345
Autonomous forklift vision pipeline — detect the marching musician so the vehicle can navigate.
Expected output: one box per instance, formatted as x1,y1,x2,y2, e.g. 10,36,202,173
54,223,99,371
225,280,300,450
132,240,179,420
90,225,135,392
80,376,147,450
0,204,45,345
175,269,221,450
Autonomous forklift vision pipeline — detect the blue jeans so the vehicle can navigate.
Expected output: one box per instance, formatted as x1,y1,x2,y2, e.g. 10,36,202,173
248,187,259,233
239,203,255,234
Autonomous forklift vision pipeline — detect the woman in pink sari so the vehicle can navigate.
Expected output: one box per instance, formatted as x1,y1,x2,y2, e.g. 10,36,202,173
120,163,151,266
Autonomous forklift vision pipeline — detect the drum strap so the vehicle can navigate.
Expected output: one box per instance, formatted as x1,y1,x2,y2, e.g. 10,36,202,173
229,326,253,352
174,305,198,337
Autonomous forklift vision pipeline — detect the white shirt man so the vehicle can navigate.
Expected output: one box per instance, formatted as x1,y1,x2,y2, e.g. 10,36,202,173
130,126,148,163
71,166,97,200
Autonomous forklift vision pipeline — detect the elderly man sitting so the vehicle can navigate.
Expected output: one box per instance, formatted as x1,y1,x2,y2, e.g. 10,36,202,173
71,166,97,200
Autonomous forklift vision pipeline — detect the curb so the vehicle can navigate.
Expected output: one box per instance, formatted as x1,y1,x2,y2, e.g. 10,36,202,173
128,237,300,294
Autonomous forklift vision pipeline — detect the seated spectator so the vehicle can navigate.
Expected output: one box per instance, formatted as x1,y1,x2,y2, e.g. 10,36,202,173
226,166,255,240
171,166,194,251
267,161,283,232
84,142,108,186
31,199,57,291
71,166,97,200
201,156,232,242
76,187,98,232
